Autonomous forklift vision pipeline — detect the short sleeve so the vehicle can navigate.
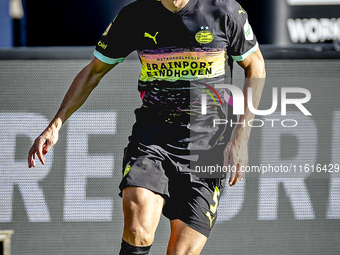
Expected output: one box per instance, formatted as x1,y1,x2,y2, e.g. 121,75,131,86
94,6,136,64
227,2,259,62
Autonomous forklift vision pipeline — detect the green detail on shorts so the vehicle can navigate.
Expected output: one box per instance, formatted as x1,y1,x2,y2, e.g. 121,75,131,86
206,186,220,228
200,88,217,106
205,211,215,228
219,136,224,142
123,164,131,177
210,186,220,214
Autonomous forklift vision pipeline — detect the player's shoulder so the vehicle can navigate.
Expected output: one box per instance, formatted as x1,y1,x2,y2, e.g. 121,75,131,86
121,0,160,11
200,0,240,16
116,0,158,20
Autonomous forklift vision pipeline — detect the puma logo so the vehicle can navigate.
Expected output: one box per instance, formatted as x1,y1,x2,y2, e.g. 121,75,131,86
144,32,159,44
210,186,220,214
206,211,215,228
205,186,220,228
238,6,246,14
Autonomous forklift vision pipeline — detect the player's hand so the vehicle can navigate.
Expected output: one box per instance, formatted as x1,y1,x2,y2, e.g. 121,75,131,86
224,133,248,186
28,127,59,168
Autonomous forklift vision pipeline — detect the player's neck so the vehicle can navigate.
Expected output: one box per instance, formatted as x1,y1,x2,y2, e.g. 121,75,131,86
160,0,190,12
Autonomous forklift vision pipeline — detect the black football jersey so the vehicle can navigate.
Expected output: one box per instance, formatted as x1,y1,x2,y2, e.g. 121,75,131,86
94,0,258,114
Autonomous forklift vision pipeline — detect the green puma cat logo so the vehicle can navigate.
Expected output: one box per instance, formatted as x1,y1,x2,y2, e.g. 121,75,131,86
144,32,159,44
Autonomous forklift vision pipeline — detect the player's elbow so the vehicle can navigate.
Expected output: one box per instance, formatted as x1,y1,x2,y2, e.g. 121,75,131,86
255,59,266,78
246,55,266,78
89,57,116,77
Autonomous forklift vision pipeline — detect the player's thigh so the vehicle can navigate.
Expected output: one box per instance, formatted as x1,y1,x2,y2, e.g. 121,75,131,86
122,187,165,245
167,219,207,255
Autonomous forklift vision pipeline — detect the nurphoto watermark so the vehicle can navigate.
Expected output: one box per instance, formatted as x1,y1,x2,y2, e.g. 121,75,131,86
200,84,312,128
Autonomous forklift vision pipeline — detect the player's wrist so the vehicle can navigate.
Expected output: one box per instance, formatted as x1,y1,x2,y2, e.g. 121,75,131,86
234,124,250,141
47,117,63,132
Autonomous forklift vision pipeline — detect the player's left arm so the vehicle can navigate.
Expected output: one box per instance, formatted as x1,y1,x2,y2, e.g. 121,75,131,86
225,47,266,186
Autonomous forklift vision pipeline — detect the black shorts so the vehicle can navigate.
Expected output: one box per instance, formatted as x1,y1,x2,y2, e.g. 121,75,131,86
119,106,235,237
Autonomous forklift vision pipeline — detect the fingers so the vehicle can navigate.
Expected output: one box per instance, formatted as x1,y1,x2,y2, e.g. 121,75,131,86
224,143,247,186
36,140,46,165
228,164,245,186
28,148,36,168
27,126,59,168
228,164,241,186
28,138,46,168
43,140,53,155
224,145,239,186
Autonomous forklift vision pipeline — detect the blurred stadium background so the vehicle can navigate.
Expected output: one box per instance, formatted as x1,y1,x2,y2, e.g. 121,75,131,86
0,0,340,254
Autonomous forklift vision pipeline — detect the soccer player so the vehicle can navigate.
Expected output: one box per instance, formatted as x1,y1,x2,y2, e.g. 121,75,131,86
28,0,266,254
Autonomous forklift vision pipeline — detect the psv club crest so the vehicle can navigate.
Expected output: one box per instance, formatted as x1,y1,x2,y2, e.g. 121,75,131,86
195,26,214,44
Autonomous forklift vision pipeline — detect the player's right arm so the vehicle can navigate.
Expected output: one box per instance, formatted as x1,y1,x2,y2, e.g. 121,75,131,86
28,57,116,168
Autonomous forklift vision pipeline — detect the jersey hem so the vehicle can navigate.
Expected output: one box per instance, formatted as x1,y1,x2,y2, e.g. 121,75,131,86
93,50,125,64
231,42,259,62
